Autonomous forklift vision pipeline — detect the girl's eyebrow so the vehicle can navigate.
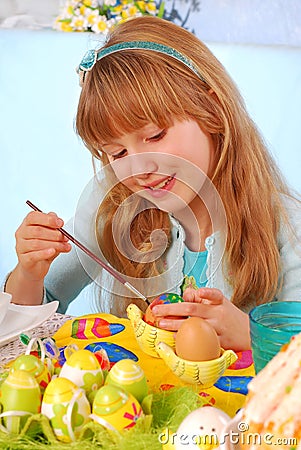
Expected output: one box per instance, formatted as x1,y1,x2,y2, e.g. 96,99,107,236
101,142,124,151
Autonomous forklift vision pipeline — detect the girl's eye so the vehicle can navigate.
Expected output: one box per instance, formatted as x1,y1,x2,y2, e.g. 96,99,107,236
147,129,167,142
111,149,127,160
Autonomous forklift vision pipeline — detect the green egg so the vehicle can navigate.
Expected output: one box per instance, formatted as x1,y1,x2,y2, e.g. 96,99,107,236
105,359,148,403
0,369,41,434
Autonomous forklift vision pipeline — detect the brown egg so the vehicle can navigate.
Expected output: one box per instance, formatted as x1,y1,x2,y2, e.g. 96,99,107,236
175,317,221,361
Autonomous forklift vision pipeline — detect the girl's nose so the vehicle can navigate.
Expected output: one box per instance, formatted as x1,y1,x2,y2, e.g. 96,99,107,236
129,153,158,179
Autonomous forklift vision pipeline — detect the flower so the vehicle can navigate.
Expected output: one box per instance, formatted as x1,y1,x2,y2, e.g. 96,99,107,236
53,0,161,35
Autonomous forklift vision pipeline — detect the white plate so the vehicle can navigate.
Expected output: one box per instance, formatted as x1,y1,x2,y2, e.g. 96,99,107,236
0,301,59,347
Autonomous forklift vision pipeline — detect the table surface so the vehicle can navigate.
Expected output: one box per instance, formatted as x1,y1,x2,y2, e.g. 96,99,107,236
0,311,254,419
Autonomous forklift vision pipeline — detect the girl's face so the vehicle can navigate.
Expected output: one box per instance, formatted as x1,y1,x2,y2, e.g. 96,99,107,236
101,119,215,215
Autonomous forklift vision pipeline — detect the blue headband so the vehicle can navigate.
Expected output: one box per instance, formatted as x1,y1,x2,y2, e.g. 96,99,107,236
77,40,206,86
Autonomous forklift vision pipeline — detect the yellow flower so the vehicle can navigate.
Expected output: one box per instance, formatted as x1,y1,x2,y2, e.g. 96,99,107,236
121,9,129,19
136,1,146,12
67,5,75,15
128,5,138,16
54,0,163,34
113,4,123,12
146,2,157,12
95,19,108,32
61,22,74,32
87,13,97,24
73,17,85,29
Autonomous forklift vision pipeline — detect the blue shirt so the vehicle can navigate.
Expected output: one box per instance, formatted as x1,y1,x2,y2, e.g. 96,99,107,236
183,246,208,289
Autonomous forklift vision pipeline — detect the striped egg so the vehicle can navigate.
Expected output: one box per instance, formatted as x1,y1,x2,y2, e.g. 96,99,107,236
0,370,41,433
105,359,148,403
10,354,51,393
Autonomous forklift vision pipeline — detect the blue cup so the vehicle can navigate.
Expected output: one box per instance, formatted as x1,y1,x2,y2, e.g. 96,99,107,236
249,301,301,373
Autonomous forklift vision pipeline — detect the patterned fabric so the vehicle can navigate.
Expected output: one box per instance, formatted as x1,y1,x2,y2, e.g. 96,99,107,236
53,313,254,418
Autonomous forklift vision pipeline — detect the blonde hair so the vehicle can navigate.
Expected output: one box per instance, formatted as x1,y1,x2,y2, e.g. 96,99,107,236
76,16,292,310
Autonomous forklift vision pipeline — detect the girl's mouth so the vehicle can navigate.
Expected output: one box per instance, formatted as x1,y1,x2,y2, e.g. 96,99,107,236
148,175,174,190
145,175,176,197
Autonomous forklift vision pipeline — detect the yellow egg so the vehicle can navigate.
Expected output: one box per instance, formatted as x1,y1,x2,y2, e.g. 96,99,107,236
42,377,91,442
59,349,103,397
91,385,143,431
175,317,221,361
63,349,101,370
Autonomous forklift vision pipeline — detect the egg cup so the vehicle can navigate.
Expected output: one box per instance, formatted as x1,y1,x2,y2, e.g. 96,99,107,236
127,303,237,386
126,303,175,358
156,341,237,387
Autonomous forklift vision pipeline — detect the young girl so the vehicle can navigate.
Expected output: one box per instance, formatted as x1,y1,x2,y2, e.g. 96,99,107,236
4,16,301,352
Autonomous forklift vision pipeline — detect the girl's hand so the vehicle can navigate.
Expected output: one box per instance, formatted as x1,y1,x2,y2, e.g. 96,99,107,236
15,211,71,282
151,287,251,352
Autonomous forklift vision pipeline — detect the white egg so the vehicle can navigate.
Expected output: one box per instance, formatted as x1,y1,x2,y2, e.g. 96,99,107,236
175,407,231,450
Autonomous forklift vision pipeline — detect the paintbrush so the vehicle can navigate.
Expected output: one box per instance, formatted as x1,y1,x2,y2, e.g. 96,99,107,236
26,200,149,305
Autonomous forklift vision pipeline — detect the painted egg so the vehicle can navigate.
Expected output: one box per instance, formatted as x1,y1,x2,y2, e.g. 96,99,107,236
59,349,104,397
144,293,184,326
175,406,231,449
91,385,143,431
105,359,148,403
0,369,41,433
41,377,91,442
10,354,51,393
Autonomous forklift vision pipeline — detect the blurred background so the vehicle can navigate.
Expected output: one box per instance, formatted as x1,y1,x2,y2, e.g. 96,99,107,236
0,0,300,314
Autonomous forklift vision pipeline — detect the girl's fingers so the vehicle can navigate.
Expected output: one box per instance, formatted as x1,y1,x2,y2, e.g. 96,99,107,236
18,244,71,270
24,211,64,228
193,288,224,305
156,318,187,332
21,226,67,242
182,288,224,305
19,248,57,264
16,238,71,255
152,302,198,317
152,299,223,320
182,287,197,302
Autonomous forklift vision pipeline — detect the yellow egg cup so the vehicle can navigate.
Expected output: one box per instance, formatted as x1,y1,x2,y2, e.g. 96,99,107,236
156,342,237,387
127,303,238,386
126,303,175,358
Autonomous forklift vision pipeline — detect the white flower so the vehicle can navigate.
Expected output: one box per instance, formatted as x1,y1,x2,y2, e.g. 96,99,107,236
91,15,116,34
85,10,101,26
71,14,87,31
102,0,117,6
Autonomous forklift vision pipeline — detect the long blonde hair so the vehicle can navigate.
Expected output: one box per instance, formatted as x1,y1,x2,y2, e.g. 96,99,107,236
76,16,292,309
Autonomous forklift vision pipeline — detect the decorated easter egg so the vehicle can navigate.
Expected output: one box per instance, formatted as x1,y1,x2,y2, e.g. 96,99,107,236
41,377,91,442
175,317,221,361
59,349,104,397
105,359,148,403
10,354,51,393
144,293,184,326
0,369,41,433
91,385,143,431
175,406,231,449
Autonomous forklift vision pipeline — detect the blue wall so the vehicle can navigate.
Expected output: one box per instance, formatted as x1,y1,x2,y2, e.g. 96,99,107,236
0,25,300,314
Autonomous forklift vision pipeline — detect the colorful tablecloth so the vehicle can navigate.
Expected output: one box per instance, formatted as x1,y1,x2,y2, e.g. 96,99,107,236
53,313,255,418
